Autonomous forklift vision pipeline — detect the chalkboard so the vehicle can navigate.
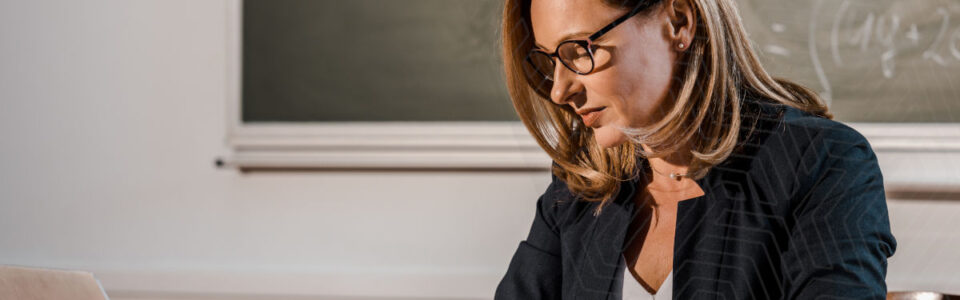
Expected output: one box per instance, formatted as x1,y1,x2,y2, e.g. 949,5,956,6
739,0,960,122
242,0,960,123
242,0,515,122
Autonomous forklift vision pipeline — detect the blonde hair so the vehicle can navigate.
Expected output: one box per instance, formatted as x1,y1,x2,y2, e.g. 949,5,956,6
500,0,832,216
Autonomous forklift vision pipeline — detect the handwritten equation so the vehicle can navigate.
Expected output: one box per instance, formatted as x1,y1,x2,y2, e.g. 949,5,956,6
743,0,960,111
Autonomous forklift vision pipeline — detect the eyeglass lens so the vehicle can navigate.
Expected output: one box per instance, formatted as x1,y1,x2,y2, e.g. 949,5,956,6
525,41,594,86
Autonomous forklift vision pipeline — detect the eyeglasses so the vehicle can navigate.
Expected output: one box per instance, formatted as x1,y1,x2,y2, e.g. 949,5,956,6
524,1,656,93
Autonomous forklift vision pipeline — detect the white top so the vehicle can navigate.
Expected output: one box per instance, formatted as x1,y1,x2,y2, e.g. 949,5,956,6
618,254,673,300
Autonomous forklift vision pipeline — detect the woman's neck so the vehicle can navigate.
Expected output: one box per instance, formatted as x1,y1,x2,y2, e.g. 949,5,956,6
639,143,702,195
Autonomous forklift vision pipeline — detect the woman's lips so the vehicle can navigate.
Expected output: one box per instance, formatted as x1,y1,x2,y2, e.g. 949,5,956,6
581,107,606,127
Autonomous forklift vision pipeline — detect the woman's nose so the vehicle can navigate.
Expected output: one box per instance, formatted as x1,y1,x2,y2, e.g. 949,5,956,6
549,63,582,106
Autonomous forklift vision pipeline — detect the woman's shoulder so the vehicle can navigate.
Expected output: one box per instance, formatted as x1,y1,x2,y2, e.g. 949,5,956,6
739,99,882,203
536,164,606,226
748,98,874,161
541,166,592,211
541,168,576,207
719,98,881,203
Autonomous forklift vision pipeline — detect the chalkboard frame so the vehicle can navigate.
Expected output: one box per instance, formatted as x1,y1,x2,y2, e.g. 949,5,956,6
222,0,960,186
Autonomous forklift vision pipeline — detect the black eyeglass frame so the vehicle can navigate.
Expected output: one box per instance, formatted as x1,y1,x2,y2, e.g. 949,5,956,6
525,1,656,81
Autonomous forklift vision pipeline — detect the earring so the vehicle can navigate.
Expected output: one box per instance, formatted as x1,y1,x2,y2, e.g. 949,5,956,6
678,43,685,49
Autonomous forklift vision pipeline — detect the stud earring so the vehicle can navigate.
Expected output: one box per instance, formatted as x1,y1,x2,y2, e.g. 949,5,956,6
678,43,685,49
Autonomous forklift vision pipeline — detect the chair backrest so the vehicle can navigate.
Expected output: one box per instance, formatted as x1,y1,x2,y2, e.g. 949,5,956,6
0,265,108,300
888,291,960,300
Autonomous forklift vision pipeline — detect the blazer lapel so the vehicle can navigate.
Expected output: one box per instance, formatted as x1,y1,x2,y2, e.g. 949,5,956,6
575,98,780,299
571,165,644,299
577,158,726,300
672,173,725,299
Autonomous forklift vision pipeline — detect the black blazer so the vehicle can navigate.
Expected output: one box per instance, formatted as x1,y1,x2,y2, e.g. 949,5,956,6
494,98,898,300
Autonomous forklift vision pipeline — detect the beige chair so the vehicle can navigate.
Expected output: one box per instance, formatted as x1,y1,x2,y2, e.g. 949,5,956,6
0,265,108,300
889,291,960,300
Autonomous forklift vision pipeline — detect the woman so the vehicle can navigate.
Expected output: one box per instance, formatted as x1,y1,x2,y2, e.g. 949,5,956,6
494,0,897,299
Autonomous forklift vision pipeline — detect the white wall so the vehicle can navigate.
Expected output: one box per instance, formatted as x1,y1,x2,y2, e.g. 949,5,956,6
0,1,540,299
0,0,958,299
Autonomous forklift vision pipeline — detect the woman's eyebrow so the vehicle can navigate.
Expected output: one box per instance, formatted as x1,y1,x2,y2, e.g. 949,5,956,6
534,30,592,50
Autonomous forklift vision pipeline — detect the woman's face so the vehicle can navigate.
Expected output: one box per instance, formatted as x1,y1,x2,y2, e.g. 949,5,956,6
529,0,690,148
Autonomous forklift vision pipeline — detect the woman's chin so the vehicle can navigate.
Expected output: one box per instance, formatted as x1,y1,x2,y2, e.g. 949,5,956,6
592,127,628,148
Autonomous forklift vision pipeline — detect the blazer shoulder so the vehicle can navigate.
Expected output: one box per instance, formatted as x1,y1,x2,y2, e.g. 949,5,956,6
779,105,873,153
737,100,871,161
771,105,883,208
544,162,581,209
542,162,593,223
739,101,877,194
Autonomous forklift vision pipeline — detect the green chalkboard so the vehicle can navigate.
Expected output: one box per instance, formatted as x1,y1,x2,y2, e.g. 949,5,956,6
738,0,960,122
242,0,960,123
242,0,516,122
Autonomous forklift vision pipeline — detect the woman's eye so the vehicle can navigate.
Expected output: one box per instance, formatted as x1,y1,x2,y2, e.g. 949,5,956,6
576,47,589,56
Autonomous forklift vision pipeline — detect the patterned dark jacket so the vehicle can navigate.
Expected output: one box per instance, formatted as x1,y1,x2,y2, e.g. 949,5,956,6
494,98,898,299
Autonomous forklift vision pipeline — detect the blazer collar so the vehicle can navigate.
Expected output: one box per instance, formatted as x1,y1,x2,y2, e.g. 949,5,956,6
581,154,714,299
577,97,786,298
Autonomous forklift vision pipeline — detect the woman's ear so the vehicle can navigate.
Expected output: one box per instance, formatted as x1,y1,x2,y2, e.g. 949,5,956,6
663,0,696,51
